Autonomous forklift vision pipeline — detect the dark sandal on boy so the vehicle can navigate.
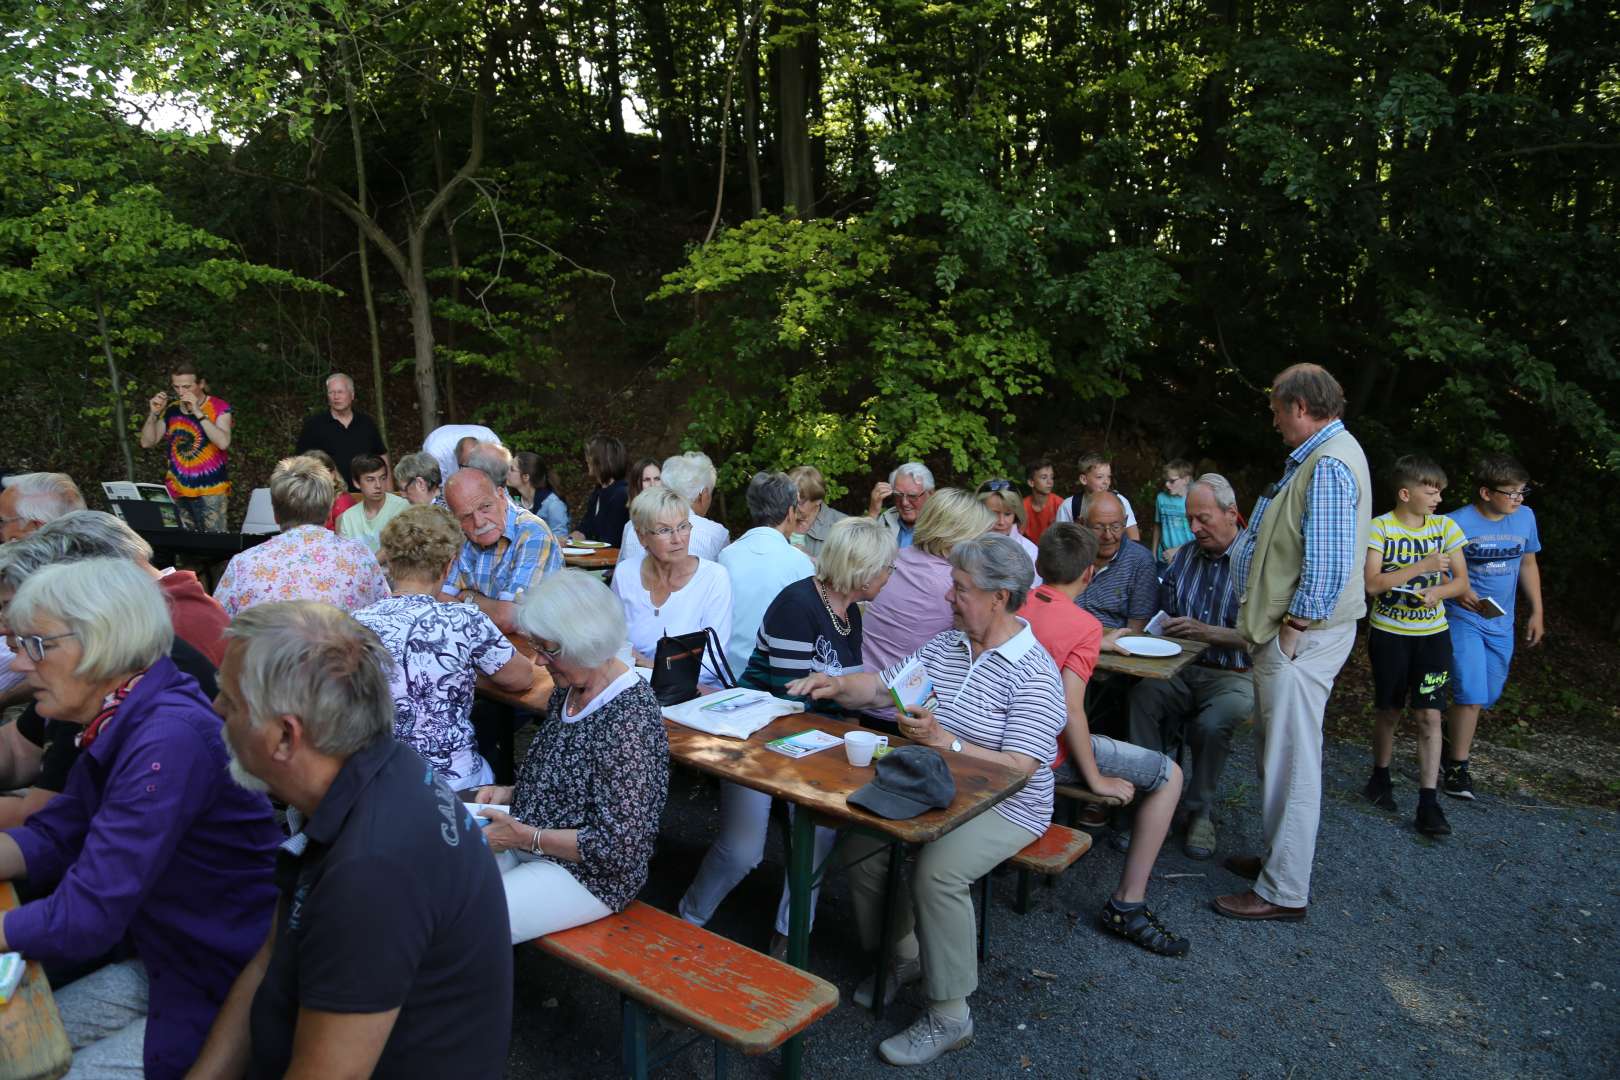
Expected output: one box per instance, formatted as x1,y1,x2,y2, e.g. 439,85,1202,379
1099,901,1190,956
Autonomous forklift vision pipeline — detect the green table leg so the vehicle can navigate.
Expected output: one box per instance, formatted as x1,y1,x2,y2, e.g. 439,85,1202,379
782,804,815,1079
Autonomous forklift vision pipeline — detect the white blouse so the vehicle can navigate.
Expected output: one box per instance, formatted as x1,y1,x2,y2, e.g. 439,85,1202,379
611,558,734,688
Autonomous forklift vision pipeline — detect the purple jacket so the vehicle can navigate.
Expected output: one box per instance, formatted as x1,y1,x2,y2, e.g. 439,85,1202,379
4,656,281,1079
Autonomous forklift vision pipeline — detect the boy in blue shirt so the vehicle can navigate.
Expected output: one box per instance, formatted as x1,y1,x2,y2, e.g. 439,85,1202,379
1151,458,1194,566
1441,454,1545,800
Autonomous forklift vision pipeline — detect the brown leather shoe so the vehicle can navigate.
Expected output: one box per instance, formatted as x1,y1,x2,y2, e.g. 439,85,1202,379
1223,854,1262,881
1212,890,1307,921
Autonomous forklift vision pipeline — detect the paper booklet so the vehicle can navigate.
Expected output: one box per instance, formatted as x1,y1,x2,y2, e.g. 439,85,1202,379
885,656,938,716
765,729,844,758
1143,610,1172,637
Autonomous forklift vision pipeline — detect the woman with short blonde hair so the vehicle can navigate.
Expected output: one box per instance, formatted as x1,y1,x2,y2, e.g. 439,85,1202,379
860,488,993,674
977,480,1041,586
680,515,898,946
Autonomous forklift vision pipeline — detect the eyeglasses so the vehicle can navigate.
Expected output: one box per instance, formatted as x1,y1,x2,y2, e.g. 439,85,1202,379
7,631,77,662
1088,522,1126,536
893,490,927,504
651,521,693,539
530,640,561,662
1490,486,1532,500
979,479,1017,494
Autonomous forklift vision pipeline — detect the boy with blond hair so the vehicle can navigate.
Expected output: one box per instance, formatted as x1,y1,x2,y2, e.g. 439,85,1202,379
1151,458,1194,565
1362,454,1470,836
1055,452,1141,542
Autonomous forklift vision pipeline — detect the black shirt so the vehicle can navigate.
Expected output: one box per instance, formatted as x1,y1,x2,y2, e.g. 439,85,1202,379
295,411,388,489
16,637,219,793
578,479,628,545
248,737,512,1079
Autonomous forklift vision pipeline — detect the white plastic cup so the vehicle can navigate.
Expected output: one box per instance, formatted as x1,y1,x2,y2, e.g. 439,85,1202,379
844,730,889,767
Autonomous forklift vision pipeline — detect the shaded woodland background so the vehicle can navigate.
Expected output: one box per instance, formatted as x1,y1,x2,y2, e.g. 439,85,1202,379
2,0,1616,624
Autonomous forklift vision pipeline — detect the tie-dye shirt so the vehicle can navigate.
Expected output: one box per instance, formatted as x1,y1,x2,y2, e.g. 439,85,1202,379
162,396,231,498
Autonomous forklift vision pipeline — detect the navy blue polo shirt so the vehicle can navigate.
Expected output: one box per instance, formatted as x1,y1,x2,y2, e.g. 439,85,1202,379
1076,537,1159,630
248,736,512,1078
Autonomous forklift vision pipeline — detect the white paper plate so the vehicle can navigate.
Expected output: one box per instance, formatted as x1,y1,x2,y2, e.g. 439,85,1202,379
1115,636,1182,658
572,540,610,548
562,547,595,555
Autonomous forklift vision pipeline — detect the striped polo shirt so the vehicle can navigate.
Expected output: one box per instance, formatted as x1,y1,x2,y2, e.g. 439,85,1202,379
1159,538,1250,670
881,621,1066,837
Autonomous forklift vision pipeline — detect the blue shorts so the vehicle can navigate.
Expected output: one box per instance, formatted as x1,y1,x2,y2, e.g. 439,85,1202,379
1053,735,1173,793
1449,617,1515,708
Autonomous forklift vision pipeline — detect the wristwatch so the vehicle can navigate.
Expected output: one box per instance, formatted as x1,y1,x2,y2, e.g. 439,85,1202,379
949,737,963,753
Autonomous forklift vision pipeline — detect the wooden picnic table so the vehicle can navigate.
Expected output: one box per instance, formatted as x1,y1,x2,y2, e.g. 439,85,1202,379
1095,635,1209,680
0,883,72,1080
562,545,619,571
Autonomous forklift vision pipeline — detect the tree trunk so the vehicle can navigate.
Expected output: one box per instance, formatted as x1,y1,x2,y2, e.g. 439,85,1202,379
433,123,464,422
347,67,388,447
605,0,626,147
93,289,136,481
777,3,815,215
740,0,763,216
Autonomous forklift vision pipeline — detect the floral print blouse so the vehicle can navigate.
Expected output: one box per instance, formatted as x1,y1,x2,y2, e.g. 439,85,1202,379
353,593,515,786
510,674,669,911
214,525,390,616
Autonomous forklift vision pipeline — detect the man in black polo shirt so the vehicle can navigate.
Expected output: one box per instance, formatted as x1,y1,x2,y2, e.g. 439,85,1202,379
191,601,511,1079
294,372,389,490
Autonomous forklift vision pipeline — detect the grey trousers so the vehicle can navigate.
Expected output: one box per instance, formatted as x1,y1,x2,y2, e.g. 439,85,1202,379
1250,622,1356,908
56,959,148,1078
843,809,1034,1003
1128,664,1255,814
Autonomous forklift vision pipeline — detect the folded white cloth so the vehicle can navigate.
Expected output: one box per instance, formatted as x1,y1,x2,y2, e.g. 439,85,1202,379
663,689,803,739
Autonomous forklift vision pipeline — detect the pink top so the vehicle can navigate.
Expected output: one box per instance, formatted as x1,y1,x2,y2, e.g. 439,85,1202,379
213,525,390,617
859,546,956,673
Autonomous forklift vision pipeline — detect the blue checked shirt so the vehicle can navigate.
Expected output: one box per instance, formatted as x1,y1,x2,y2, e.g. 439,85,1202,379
1230,419,1361,622
445,504,563,602
1159,537,1250,670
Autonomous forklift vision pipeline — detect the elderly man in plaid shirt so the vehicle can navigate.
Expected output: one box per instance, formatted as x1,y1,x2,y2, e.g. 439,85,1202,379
440,466,563,783
1216,364,1371,923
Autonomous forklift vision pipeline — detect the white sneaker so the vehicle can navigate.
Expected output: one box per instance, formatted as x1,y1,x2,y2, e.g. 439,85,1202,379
877,1008,974,1066
852,955,922,1009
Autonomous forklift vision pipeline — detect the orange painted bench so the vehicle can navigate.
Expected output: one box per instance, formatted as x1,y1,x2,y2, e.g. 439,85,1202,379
977,823,1093,960
0,883,72,1080
535,901,838,1079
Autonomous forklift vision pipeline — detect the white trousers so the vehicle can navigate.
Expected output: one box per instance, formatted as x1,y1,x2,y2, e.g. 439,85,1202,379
56,959,148,1079
678,783,837,937
1250,621,1355,908
497,851,613,944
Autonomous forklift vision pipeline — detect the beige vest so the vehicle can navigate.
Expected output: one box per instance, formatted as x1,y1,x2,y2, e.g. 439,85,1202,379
1237,427,1372,646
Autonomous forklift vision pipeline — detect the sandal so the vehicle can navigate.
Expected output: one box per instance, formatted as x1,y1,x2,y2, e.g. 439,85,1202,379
1098,901,1190,957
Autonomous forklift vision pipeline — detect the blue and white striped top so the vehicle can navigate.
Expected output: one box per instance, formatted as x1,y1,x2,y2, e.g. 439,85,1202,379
881,622,1066,837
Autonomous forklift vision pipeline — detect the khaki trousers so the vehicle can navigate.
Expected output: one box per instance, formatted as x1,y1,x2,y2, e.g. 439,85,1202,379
1249,621,1355,908
844,808,1034,1003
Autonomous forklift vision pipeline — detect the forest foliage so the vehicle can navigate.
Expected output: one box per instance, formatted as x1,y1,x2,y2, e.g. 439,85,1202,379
1,0,1616,610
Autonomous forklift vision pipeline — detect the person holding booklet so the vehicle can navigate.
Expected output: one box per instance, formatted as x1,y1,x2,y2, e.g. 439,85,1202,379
787,533,1066,1068
678,517,898,953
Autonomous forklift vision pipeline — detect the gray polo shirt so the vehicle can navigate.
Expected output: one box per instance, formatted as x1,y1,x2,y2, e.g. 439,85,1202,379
1076,538,1158,629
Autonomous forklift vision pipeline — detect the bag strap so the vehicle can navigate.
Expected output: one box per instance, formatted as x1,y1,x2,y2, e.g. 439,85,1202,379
703,626,737,689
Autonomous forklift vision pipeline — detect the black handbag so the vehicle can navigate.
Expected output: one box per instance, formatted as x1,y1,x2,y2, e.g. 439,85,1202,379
649,627,736,706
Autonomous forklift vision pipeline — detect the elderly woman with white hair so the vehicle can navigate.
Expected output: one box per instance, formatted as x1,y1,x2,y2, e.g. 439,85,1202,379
394,450,444,507
612,487,733,689
789,533,1067,1067
474,570,669,941
0,559,280,1078
620,450,729,563
680,516,898,948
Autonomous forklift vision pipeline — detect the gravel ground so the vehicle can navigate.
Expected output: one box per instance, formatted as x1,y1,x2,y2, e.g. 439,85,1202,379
506,727,1619,1079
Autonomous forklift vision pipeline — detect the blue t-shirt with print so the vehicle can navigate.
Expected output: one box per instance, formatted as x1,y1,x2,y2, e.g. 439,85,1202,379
1444,503,1540,634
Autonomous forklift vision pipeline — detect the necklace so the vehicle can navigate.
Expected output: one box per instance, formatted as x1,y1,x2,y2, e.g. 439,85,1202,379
816,581,851,637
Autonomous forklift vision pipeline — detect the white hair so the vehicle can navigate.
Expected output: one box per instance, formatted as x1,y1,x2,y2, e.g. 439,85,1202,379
273,456,336,527
9,558,172,680
325,372,355,392
888,462,935,491
629,487,690,534
224,602,394,757
1189,472,1237,511
2,472,86,527
464,441,513,492
660,452,717,504
516,569,627,669
0,511,154,590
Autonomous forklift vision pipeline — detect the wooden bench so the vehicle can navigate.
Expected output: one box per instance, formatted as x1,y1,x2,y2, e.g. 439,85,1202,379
976,823,1093,961
0,883,72,1080
535,901,838,1079
1054,782,1127,826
